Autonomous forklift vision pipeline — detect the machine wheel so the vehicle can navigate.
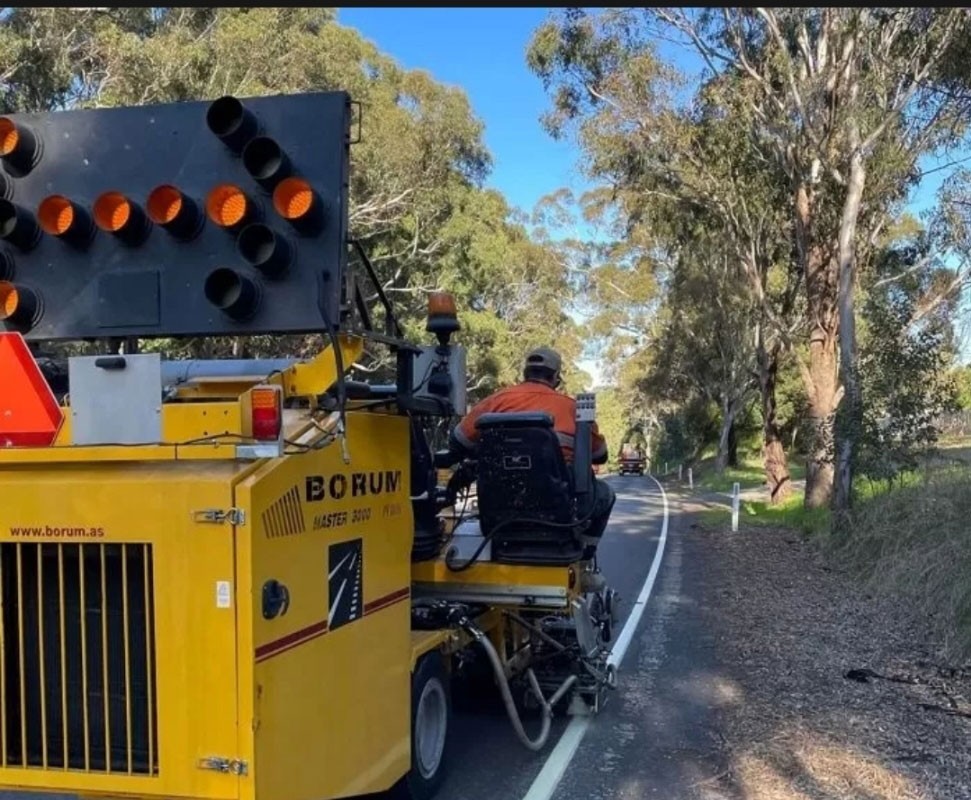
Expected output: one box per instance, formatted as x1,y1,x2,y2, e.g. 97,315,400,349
401,653,451,800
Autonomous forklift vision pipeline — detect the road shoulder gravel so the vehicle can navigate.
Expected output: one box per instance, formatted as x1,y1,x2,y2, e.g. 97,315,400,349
683,488,971,800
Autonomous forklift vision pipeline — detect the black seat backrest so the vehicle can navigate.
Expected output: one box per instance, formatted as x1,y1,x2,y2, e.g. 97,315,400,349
473,412,581,565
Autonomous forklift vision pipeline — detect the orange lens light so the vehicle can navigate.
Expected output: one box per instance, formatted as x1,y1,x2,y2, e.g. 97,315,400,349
0,119,19,157
206,184,248,228
251,386,279,410
0,281,18,320
147,185,184,225
272,177,314,220
250,385,282,441
37,195,75,236
0,118,39,176
428,291,457,318
93,191,132,232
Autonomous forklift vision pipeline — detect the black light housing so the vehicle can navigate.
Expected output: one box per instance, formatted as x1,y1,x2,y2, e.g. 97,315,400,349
204,267,261,320
0,200,41,251
0,250,13,281
237,223,292,279
206,96,258,154
242,137,293,192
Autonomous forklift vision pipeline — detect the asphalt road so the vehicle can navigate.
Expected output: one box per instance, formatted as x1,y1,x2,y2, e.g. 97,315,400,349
0,475,675,800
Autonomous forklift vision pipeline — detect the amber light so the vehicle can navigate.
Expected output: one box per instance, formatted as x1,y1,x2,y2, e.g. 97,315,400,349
147,185,183,225
428,292,457,318
146,184,202,240
206,184,250,228
93,192,131,232
0,280,38,328
0,281,17,319
37,195,75,236
0,117,40,176
0,118,18,157
272,177,314,221
426,289,461,343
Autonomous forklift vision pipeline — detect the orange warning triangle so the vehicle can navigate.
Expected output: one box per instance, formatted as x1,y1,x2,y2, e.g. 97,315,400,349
0,332,64,447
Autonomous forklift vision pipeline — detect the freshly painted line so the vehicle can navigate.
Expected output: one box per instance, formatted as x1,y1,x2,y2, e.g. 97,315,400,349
519,476,670,800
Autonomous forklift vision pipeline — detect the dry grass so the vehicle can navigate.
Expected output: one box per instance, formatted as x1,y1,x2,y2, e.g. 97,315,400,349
837,464,971,659
687,504,971,800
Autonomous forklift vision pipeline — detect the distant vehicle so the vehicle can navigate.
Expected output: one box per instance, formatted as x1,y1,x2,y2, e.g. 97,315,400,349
618,443,646,476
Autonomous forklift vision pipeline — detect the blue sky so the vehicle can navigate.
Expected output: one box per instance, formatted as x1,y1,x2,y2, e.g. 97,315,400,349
337,7,971,375
338,7,587,215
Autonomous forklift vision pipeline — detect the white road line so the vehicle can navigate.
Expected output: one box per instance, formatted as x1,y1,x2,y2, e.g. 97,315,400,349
520,476,670,800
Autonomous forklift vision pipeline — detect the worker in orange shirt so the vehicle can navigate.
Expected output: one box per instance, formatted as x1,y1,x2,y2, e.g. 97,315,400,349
449,346,616,568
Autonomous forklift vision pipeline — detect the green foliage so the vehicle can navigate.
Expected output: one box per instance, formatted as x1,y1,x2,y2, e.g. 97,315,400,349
843,234,960,486
653,398,720,466
699,492,831,538
591,386,628,463
952,366,971,410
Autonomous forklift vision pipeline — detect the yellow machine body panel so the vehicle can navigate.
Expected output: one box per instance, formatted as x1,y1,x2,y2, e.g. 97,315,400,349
0,460,249,800
234,410,414,800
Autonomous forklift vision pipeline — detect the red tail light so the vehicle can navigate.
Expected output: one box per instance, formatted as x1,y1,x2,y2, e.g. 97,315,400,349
251,385,282,441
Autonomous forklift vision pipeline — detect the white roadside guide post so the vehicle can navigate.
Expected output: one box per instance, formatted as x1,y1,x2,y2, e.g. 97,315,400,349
664,461,668,475
678,464,683,481
731,481,740,532
687,467,693,489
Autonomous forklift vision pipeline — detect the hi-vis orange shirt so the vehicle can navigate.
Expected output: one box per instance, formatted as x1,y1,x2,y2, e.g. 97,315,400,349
454,380,608,464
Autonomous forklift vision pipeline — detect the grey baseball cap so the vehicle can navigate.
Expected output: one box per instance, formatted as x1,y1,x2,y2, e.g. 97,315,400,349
525,346,562,373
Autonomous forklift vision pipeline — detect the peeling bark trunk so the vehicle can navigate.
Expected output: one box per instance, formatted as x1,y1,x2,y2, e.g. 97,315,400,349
795,180,840,510
805,330,839,509
758,343,791,504
833,132,867,521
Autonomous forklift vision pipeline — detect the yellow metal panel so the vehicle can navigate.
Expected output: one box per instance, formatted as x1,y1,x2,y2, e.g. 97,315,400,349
48,404,244,448
234,410,412,800
0,444,242,465
0,462,245,800
281,336,364,399
412,557,576,591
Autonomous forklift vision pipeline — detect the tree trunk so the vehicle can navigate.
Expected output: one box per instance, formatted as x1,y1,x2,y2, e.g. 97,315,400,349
727,420,739,468
758,343,791,504
795,178,840,510
833,131,867,524
804,330,839,509
715,397,739,473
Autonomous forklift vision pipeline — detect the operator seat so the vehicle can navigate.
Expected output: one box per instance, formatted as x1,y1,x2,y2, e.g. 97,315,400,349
473,412,584,565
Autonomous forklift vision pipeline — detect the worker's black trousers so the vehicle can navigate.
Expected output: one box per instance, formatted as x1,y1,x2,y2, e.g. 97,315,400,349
581,478,616,560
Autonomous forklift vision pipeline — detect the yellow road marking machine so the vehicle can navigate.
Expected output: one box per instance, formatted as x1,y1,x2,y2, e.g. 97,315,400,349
0,90,619,800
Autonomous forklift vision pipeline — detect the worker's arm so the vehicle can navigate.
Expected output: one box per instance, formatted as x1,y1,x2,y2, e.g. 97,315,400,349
447,393,497,460
591,422,609,465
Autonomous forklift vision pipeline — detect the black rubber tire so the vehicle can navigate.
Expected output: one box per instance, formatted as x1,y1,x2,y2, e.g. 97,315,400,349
399,653,452,800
